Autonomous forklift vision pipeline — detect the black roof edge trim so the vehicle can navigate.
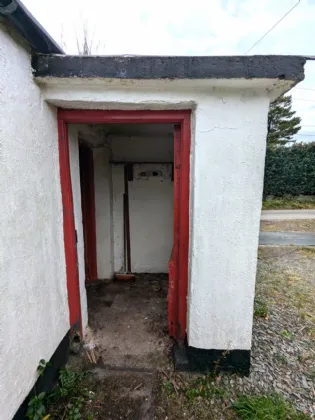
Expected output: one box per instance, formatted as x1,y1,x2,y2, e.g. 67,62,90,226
0,0,64,54
32,54,306,82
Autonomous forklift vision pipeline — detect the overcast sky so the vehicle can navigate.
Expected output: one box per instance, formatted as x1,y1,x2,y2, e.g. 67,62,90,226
24,0,315,142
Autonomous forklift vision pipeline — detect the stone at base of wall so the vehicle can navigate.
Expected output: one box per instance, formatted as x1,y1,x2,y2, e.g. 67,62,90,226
173,342,250,374
13,330,70,420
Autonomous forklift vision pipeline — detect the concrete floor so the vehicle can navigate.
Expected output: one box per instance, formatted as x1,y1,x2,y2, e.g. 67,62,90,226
86,274,172,370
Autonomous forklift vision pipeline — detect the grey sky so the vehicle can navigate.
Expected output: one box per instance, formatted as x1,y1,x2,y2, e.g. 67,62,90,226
24,0,315,141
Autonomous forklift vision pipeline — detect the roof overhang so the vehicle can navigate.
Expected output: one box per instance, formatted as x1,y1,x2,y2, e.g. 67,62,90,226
33,55,306,105
32,54,305,83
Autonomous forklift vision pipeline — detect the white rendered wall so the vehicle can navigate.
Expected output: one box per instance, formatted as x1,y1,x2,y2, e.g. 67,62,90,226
188,96,269,350
43,76,278,351
93,147,113,278
68,126,88,328
0,25,69,420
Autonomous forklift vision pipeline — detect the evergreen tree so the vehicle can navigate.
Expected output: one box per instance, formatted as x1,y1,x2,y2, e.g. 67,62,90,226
267,95,301,148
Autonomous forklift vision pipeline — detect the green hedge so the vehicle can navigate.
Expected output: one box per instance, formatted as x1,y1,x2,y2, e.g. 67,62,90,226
263,143,315,196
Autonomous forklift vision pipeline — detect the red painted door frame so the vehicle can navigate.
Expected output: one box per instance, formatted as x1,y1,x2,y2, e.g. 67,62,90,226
57,109,191,340
79,144,98,283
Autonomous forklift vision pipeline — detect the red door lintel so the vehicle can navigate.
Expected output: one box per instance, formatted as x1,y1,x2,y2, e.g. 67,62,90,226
57,109,191,340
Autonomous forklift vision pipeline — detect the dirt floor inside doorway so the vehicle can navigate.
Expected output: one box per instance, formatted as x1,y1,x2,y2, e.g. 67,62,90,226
68,274,174,419
85,274,172,370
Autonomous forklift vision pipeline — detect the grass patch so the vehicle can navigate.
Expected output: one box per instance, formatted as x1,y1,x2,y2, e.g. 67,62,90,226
298,246,315,255
260,220,315,233
233,394,310,420
157,374,235,419
184,375,228,404
254,299,268,318
262,198,315,210
256,248,315,327
161,374,228,405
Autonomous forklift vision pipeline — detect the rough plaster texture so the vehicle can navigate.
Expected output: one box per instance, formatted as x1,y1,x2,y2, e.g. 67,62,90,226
41,74,293,351
68,126,88,328
93,147,113,279
0,25,69,420
188,96,269,350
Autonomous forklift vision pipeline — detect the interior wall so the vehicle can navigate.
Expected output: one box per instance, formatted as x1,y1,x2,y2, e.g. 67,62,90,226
0,24,69,420
113,163,173,273
68,126,88,328
93,146,113,279
130,164,173,272
110,134,174,273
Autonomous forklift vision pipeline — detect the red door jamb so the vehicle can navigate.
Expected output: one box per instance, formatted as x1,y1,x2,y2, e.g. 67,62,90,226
57,117,82,333
79,144,98,282
168,125,181,339
57,109,191,340
178,116,191,339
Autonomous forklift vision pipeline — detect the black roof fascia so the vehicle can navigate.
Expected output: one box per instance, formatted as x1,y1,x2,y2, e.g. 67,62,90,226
32,55,306,82
0,0,64,54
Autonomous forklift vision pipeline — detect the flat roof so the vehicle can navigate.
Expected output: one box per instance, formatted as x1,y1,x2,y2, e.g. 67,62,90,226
32,55,306,82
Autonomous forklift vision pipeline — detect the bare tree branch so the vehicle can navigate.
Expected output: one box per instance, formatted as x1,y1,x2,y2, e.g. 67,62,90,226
76,23,100,55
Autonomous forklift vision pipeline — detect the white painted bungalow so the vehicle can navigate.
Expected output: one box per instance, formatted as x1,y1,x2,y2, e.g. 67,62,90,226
0,1,306,419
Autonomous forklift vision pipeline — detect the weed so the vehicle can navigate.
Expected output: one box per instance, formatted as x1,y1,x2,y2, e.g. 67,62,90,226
161,380,175,397
64,396,85,420
309,328,315,340
185,376,227,404
51,368,87,399
27,360,95,420
26,360,51,420
308,367,315,380
37,360,51,377
213,350,230,375
233,393,310,419
274,354,288,365
279,329,295,341
254,299,268,319
26,392,47,420
48,368,95,419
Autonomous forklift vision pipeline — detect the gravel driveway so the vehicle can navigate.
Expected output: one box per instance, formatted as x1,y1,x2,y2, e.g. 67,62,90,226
156,246,315,419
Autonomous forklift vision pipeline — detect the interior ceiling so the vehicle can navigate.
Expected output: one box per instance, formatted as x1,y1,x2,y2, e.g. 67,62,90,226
89,123,173,136
77,123,174,147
